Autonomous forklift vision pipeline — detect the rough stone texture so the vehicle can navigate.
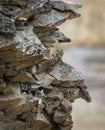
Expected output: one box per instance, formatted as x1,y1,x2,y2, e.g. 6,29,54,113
0,0,91,130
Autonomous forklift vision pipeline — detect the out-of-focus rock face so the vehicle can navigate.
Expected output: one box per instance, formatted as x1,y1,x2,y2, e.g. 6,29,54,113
0,0,91,130
60,0,105,45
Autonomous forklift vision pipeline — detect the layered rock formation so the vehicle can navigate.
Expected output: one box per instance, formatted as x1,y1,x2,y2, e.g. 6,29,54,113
0,0,91,130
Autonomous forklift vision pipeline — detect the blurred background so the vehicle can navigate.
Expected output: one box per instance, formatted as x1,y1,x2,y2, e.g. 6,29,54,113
59,0,105,130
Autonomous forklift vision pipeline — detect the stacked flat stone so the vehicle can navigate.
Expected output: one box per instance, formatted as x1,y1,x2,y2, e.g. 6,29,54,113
0,0,91,130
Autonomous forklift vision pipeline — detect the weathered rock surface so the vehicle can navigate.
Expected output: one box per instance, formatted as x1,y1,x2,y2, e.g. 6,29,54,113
0,0,91,130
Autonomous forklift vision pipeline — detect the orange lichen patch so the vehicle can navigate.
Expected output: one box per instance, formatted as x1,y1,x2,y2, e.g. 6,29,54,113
59,12,70,18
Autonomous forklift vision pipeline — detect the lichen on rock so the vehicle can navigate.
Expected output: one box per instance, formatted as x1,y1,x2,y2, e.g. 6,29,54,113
0,0,91,130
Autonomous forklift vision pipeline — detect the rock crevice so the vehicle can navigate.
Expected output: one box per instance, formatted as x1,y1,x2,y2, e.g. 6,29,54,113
0,0,91,130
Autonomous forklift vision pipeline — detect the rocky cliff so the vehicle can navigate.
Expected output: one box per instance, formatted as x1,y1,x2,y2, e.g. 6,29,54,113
0,0,91,130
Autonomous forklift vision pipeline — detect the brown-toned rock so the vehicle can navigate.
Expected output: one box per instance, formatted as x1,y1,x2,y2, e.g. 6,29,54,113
0,0,91,130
